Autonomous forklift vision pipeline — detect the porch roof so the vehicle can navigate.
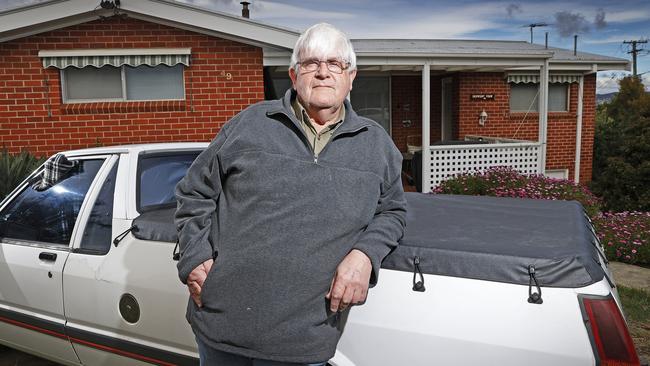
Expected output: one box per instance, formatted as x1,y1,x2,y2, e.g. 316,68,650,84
351,39,627,63
265,39,629,72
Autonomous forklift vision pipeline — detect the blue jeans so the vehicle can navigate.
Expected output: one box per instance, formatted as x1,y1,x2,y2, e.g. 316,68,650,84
196,335,327,366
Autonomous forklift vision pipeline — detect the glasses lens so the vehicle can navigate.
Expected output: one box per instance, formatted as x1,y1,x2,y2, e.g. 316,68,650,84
327,61,343,73
300,59,347,74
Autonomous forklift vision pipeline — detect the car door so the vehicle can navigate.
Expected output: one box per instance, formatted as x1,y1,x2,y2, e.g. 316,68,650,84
0,155,110,365
62,150,200,366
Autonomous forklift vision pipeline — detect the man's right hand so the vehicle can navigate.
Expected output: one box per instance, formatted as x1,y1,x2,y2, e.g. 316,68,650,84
187,259,214,307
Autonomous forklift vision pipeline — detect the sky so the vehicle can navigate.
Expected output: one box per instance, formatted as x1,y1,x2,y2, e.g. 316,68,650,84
1,0,648,93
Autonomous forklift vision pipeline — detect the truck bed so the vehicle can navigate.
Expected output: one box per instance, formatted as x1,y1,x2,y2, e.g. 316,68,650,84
136,193,608,288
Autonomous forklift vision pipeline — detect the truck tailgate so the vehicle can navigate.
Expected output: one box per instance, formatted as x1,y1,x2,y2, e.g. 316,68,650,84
336,269,607,366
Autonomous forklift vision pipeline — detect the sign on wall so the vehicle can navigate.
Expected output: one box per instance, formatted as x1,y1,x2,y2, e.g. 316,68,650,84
470,94,495,100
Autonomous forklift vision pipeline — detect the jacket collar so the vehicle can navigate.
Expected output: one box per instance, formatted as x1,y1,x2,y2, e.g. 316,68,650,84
267,89,372,136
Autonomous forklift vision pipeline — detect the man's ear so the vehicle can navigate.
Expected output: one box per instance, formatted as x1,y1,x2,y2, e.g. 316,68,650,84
348,69,357,90
289,67,298,89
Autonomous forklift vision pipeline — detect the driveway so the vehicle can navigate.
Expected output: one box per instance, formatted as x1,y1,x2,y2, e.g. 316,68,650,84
0,345,60,365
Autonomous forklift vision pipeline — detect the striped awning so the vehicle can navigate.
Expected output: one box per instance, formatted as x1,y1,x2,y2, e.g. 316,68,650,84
507,74,580,84
38,48,191,69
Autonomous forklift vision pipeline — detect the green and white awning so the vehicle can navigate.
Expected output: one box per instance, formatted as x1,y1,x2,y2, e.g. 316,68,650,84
507,74,580,84
38,48,191,69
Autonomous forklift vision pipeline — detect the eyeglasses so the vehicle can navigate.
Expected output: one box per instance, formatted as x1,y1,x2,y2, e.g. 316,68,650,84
298,59,350,74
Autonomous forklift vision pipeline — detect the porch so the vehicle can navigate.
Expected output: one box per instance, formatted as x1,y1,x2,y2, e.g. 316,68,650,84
402,136,542,192
263,39,610,192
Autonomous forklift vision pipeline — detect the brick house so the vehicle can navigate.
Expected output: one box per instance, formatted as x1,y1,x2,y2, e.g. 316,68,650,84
0,0,629,192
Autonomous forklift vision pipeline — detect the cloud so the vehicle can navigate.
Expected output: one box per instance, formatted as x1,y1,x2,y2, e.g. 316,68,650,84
343,1,509,38
175,0,354,20
604,9,650,23
594,8,606,29
251,1,354,20
554,11,590,37
506,3,522,18
583,34,642,44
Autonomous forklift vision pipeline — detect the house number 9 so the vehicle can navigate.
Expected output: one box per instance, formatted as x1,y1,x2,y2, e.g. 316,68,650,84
220,71,232,80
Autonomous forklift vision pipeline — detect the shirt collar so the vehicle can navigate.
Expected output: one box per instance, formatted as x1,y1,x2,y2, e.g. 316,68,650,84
291,94,346,133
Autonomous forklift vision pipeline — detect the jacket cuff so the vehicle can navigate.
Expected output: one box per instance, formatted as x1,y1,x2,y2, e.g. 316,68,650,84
177,243,214,284
352,240,393,287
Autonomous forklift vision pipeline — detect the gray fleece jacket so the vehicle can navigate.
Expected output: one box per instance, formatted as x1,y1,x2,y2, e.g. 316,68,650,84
174,89,407,363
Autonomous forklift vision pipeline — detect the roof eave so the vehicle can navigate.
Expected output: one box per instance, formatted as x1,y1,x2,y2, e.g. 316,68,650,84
0,0,299,50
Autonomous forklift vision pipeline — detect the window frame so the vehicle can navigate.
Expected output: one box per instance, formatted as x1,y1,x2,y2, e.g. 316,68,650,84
0,155,113,250
135,150,203,214
509,82,572,113
60,64,186,104
72,155,120,255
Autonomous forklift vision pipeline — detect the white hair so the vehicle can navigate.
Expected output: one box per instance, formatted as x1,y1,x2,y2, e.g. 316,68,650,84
290,23,357,72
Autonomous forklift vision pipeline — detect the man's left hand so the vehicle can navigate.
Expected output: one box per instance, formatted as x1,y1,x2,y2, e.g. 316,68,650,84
326,249,372,312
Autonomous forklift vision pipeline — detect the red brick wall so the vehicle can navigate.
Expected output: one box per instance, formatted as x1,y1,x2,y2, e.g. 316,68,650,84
390,72,597,183
0,17,264,157
390,75,442,152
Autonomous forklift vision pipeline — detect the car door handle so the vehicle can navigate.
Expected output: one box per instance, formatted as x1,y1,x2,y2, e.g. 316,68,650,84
39,252,57,262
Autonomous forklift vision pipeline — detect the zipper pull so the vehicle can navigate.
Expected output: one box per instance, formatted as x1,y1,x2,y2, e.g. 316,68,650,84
527,264,543,304
314,154,318,164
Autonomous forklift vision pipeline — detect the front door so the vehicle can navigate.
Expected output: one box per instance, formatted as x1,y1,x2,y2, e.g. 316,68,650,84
62,152,199,365
0,156,108,365
441,77,453,141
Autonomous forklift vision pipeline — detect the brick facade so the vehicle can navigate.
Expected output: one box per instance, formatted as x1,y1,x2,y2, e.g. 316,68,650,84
390,72,596,183
0,16,596,183
0,17,264,157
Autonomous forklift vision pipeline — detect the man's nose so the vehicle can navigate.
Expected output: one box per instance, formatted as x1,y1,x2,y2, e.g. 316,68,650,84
315,61,330,78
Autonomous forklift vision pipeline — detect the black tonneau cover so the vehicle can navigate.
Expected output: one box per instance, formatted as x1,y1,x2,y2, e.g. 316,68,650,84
133,193,606,288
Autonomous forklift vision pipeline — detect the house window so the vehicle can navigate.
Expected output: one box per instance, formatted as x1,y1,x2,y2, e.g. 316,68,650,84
510,83,569,112
39,48,191,103
62,64,184,102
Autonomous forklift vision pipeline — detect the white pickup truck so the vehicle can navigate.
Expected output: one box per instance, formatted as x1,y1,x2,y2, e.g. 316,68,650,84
0,143,641,366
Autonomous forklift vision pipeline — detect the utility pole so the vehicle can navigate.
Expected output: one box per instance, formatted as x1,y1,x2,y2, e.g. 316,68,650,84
623,39,648,76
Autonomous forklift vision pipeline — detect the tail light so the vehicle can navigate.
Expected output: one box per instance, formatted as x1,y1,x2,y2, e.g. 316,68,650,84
579,294,640,366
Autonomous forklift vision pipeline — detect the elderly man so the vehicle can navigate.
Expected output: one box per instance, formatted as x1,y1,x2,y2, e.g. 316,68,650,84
175,23,406,365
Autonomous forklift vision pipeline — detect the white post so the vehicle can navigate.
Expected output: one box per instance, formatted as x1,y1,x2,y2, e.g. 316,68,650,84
421,61,431,192
574,74,584,183
538,59,549,175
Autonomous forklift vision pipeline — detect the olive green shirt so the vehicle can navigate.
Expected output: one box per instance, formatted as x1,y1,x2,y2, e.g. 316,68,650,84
291,98,345,156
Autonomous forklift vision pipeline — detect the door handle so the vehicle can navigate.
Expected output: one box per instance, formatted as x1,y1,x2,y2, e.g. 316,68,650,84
39,252,57,262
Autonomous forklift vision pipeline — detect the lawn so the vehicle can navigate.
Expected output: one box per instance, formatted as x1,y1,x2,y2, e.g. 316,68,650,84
619,285,650,363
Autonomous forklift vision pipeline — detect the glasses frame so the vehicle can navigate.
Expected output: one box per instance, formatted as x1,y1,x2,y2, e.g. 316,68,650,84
298,59,350,74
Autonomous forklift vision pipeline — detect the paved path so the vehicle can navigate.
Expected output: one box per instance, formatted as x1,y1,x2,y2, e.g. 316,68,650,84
609,262,650,292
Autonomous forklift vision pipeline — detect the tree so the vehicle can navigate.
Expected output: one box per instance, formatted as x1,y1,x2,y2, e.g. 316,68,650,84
592,76,650,211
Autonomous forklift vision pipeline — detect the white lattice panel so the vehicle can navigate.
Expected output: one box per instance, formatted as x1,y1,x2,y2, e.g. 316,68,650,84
427,142,542,191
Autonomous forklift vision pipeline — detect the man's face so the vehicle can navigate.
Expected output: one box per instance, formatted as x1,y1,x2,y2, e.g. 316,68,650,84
289,54,356,111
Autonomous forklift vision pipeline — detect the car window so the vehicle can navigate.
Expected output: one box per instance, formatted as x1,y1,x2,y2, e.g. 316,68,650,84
79,161,118,255
137,152,201,212
0,159,104,246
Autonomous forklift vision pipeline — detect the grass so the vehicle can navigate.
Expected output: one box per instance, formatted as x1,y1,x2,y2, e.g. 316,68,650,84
618,285,650,362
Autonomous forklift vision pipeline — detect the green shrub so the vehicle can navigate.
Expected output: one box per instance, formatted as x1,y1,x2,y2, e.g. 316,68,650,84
592,211,650,265
432,166,601,217
591,76,650,212
0,148,46,201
